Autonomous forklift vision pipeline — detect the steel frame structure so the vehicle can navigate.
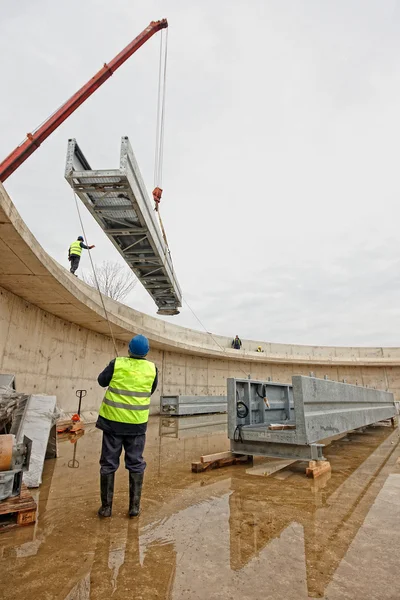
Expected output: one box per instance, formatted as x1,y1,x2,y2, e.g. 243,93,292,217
228,376,396,461
65,137,182,315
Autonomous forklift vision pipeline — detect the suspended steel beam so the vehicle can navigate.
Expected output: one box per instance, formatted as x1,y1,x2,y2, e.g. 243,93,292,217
65,137,182,316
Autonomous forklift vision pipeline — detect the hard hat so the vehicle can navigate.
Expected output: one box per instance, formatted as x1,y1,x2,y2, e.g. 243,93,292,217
77,236,84,241
129,334,149,358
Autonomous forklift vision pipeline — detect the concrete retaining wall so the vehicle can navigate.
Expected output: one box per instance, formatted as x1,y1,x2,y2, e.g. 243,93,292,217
1,281,400,412
1,181,400,412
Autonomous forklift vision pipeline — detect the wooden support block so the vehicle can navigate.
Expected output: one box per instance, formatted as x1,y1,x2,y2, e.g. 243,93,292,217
57,419,85,434
192,454,251,473
0,484,37,532
309,469,332,492
70,421,85,432
306,460,331,479
200,451,233,463
268,423,296,431
17,509,36,526
57,419,73,433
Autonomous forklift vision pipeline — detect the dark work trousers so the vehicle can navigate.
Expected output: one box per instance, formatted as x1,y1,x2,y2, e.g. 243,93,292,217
70,255,80,274
100,431,146,475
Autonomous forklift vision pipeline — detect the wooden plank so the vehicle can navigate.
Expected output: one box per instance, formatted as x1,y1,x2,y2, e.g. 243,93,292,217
246,458,296,477
200,451,233,463
192,454,251,473
268,423,296,430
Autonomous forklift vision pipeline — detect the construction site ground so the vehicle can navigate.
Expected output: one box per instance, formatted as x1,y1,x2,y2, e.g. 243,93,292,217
0,417,399,600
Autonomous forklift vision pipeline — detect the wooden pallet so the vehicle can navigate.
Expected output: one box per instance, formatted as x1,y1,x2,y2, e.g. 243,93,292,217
0,484,37,532
192,451,252,473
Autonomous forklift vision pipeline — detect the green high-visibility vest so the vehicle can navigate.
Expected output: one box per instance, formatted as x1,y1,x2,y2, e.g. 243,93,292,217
69,241,82,256
99,357,156,425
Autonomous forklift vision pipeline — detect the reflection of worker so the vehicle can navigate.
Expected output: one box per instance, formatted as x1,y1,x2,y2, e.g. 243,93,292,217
96,335,158,518
90,518,177,597
68,236,95,275
231,335,242,350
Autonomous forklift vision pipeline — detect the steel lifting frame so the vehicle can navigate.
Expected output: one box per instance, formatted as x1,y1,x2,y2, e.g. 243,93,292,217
228,376,396,461
65,137,182,315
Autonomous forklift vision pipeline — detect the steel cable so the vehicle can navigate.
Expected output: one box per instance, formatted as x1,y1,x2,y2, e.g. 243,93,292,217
72,190,119,357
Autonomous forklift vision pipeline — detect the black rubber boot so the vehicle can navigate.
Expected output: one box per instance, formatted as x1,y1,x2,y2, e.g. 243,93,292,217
98,473,115,518
129,472,144,517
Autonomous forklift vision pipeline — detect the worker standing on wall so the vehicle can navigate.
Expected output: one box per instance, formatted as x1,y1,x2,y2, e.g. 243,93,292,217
231,335,242,350
96,334,158,518
68,236,95,276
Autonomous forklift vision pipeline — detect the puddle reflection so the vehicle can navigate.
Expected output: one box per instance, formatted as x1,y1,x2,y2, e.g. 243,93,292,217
0,418,399,600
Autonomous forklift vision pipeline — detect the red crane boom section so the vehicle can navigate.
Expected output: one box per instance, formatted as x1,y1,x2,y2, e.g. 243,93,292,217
0,19,168,183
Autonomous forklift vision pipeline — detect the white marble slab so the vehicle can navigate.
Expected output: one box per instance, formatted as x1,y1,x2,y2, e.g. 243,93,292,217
18,395,57,488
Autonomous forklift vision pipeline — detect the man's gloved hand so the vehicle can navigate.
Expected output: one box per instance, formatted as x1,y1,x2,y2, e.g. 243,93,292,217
90,245,95,249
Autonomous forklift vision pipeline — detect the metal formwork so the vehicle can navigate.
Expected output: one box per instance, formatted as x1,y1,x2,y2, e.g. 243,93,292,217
161,395,227,416
65,137,182,316
228,376,396,461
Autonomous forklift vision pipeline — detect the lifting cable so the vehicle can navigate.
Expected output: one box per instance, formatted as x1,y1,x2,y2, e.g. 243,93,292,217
153,27,170,248
72,190,119,357
155,32,250,382
183,298,251,380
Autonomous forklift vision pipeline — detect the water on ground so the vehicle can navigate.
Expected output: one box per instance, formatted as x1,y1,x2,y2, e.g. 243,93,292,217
1,416,399,600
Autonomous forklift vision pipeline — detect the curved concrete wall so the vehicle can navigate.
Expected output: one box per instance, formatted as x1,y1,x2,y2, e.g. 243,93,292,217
1,181,400,412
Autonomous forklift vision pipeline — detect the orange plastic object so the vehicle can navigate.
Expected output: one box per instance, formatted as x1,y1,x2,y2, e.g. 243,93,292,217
152,187,163,210
71,414,80,422
0,434,14,471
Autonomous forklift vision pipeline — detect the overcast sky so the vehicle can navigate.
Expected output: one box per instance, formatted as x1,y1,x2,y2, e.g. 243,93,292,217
1,0,400,346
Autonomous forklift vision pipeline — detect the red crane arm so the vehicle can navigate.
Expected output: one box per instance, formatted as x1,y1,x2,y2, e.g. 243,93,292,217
0,19,168,183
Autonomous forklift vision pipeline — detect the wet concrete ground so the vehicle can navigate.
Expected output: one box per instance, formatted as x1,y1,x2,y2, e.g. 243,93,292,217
0,416,400,600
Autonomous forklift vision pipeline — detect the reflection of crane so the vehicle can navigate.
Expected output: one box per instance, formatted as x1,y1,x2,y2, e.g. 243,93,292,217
0,19,168,182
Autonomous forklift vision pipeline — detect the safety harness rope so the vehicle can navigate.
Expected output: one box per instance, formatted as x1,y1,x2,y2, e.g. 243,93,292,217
72,190,119,357
183,298,251,380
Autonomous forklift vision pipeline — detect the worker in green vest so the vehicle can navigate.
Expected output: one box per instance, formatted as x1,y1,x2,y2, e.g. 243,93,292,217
96,335,158,518
68,235,95,276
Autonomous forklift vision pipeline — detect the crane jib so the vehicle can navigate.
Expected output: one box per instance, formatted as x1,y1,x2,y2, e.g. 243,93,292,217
0,19,168,183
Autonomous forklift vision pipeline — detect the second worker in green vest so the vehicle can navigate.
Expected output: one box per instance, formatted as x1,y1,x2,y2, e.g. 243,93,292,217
68,235,95,276
96,334,158,518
